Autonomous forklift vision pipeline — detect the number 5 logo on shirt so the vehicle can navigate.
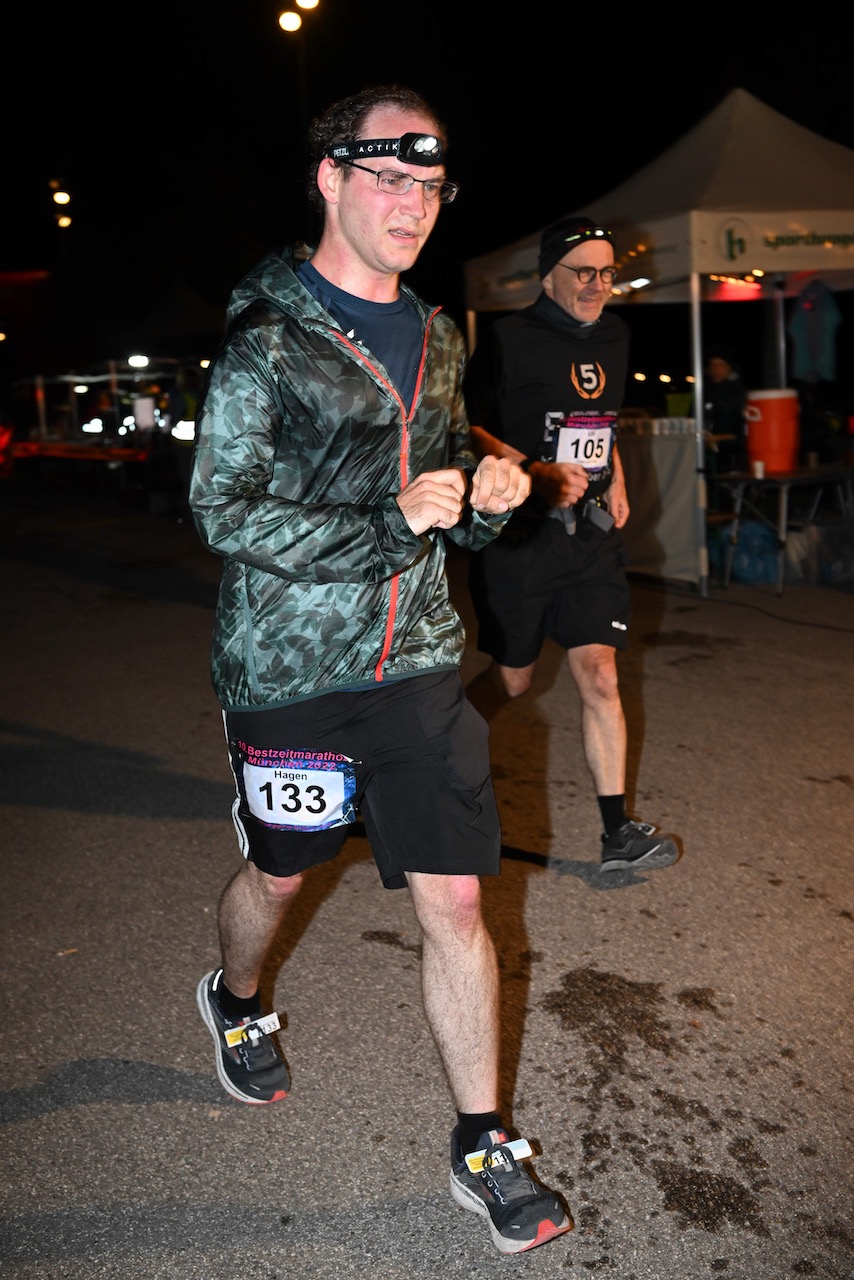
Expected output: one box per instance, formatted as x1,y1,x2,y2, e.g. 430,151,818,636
570,361,606,399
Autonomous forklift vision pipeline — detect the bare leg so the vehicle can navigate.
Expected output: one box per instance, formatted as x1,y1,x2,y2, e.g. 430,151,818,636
218,861,303,997
407,871,499,1113
466,661,536,723
567,644,626,794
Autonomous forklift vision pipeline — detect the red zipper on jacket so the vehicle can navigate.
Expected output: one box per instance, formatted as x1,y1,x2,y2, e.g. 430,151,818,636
323,310,440,683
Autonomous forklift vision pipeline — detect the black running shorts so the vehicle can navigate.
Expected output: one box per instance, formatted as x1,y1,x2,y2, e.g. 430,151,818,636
468,517,632,666
223,670,501,889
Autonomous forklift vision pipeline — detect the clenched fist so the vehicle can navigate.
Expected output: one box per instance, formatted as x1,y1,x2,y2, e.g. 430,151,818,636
397,468,468,534
469,456,530,514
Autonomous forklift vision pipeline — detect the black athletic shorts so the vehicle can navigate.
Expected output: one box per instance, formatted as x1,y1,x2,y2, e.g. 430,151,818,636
223,670,501,889
468,516,632,667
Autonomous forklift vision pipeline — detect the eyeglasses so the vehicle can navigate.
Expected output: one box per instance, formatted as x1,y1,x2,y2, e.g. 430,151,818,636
556,264,618,285
338,159,459,204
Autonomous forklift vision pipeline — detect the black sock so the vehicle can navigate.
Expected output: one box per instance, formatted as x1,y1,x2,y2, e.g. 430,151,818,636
598,794,627,838
457,1111,505,1155
216,977,262,1021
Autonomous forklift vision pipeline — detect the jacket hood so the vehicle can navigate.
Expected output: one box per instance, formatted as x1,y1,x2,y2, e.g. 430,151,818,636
225,244,319,325
226,243,436,329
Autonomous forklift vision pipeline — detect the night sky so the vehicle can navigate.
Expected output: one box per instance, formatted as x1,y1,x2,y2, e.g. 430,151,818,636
5,4,854,390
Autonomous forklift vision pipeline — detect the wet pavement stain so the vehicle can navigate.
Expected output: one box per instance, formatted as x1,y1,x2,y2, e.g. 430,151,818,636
651,1087,723,1132
361,929,421,956
668,651,715,667
651,1160,768,1234
534,967,854,1265
804,772,854,790
540,968,681,1088
675,987,721,1017
642,629,745,649
727,1134,770,1178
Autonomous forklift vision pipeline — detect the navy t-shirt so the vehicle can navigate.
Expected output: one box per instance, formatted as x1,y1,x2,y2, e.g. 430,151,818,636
297,260,423,410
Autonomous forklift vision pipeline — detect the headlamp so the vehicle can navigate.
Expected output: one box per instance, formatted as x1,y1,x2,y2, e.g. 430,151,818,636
325,132,444,166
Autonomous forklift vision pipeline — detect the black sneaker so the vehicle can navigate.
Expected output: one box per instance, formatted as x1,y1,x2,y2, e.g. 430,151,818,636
196,969,290,1105
449,1127,573,1254
600,819,679,872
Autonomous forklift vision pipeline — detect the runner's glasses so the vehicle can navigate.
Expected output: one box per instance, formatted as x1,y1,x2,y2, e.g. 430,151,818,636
339,160,459,203
556,264,618,284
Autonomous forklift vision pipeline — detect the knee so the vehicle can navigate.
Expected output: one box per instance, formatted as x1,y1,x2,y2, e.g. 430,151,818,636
590,663,619,702
250,864,304,906
411,873,484,937
269,872,304,905
573,650,619,703
446,874,483,922
496,667,532,699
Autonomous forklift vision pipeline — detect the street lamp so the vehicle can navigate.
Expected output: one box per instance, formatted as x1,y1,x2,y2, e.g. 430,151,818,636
278,1,320,142
50,180,73,231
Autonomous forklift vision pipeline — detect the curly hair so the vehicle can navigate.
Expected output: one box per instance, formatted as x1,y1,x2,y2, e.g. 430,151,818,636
306,84,447,218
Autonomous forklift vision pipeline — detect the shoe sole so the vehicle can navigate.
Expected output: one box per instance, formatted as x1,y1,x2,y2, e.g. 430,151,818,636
195,972,288,1106
450,1172,573,1254
600,837,680,872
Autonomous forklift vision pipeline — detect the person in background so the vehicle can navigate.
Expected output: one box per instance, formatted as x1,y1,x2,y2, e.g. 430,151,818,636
463,215,679,875
703,345,747,474
166,365,203,504
188,83,573,1257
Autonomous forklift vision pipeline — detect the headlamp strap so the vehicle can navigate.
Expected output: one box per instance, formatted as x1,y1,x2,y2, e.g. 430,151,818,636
325,133,444,166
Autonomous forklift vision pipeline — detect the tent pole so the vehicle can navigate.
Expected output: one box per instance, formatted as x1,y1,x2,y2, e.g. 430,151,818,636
690,272,709,597
34,374,47,440
466,309,478,356
690,270,704,414
774,274,787,385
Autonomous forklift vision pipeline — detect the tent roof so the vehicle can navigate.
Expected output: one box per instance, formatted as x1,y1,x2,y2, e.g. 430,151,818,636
463,89,854,318
586,87,854,221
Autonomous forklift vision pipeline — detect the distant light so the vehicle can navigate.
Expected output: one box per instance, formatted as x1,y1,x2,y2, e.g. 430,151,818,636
296,0,318,7
128,354,149,368
612,276,651,297
659,374,672,384
0,332,6,343
56,215,72,229
199,359,210,369
82,419,104,434
279,10,302,30
633,373,647,383
73,383,89,393
708,274,761,289
172,421,197,442
52,190,71,206
707,275,763,301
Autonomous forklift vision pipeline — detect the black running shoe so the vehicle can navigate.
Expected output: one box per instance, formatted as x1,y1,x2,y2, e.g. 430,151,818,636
449,1127,573,1254
196,969,290,1105
600,819,679,872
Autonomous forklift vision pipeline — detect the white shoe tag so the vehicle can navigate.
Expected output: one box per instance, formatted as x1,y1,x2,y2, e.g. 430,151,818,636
465,1137,533,1173
223,1011,281,1048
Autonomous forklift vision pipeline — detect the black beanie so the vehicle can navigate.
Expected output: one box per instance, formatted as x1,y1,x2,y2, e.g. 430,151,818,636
538,216,614,279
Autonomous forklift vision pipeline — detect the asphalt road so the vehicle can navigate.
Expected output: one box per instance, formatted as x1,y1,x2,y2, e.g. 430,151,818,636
1,474,852,1279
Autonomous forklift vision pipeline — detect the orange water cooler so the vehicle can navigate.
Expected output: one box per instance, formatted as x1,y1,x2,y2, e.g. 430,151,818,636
744,389,800,473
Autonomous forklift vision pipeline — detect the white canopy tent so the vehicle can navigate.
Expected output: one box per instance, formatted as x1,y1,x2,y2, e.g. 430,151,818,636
463,87,854,403
462,89,854,594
